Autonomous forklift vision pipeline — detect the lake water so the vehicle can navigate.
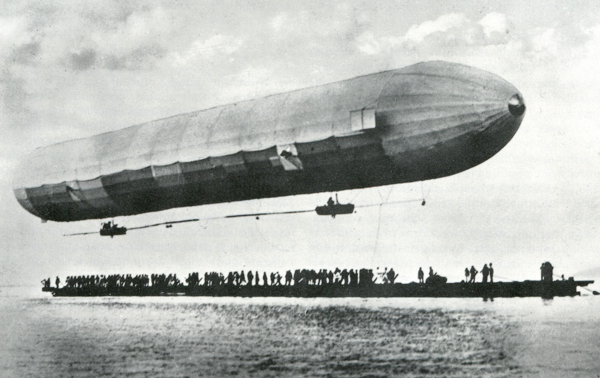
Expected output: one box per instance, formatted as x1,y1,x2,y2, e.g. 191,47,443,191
0,287,598,377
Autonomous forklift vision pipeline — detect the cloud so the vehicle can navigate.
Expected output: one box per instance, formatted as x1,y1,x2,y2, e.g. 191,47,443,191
403,13,473,43
102,44,166,70
530,28,559,56
0,4,178,72
88,6,173,56
68,6,175,71
70,49,97,71
356,32,383,55
168,34,243,67
0,15,41,67
270,13,287,32
0,16,32,51
479,12,509,39
11,41,41,66
357,12,514,56
268,5,368,44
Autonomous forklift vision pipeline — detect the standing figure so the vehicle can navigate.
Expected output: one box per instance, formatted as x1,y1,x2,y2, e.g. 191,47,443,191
469,266,478,283
247,271,254,286
341,269,349,285
387,268,397,284
464,268,469,283
418,268,424,284
481,264,489,283
55,276,61,289
489,263,494,283
429,267,434,278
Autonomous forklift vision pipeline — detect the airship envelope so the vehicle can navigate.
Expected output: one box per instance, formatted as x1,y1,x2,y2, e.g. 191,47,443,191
14,61,525,222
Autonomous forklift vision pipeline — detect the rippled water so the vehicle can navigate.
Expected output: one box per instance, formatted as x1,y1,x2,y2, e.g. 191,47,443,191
0,287,598,377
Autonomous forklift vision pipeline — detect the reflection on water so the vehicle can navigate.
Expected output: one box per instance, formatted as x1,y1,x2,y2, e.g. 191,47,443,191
0,288,598,378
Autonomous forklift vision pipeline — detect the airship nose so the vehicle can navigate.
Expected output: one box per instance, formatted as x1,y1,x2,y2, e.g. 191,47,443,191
508,93,526,116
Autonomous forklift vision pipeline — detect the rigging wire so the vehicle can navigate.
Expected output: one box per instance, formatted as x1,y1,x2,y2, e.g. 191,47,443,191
346,188,364,204
425,181,434,198
251,199,293,253
63,188,424,237
369,186,395,266
127,218,201,230
370,203,384,267
492,274,517,282
421,180,434,205
579,286,599,294
359,198,423,208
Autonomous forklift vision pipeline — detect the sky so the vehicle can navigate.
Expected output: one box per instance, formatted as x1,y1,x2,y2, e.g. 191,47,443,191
1,0,599,289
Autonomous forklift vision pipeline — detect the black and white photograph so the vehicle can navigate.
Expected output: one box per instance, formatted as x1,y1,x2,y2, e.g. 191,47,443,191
1,1,599,377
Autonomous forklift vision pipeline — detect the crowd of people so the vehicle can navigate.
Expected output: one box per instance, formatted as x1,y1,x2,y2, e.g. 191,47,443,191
42,267,404,291
45,274,152,290
178,268,397,288
41,273,184,291
42,263,514,291
464,263,494,283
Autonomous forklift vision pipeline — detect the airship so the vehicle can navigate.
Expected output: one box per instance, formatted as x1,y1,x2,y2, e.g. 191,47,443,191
14,61,525,224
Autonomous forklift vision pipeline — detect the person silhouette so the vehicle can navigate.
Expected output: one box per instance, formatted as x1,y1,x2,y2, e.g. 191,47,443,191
481,264,489,283
469,266,478,283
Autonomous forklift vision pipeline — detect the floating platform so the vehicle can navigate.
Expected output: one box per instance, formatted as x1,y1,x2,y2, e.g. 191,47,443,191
42,279,594,299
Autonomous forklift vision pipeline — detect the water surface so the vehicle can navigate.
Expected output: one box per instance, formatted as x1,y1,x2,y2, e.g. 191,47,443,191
0,287,598,377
